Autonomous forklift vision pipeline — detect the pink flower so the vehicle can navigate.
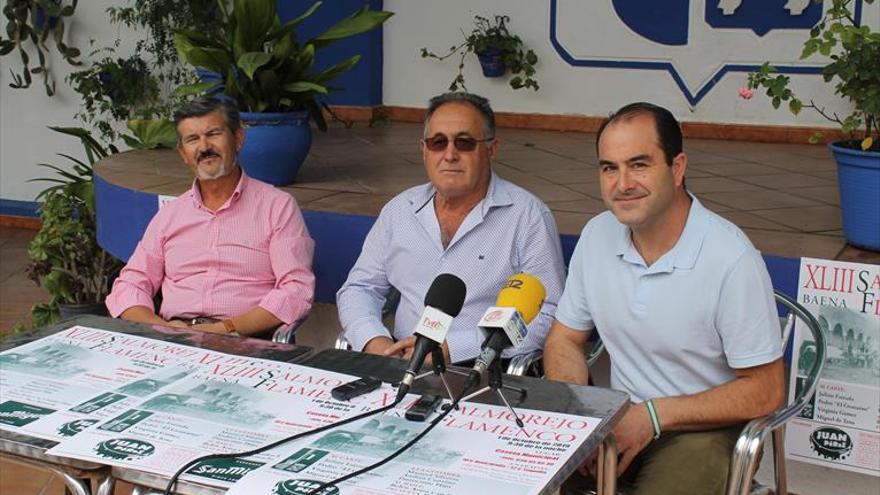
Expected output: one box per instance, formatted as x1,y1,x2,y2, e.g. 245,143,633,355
738,87,754,100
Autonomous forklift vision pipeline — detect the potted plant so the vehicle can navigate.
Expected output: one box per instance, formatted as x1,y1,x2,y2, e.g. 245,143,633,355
744,0,879,251
172,0,393,186
420,14,539,92
26,127,123,326
0,0,81,95
67,53,163,143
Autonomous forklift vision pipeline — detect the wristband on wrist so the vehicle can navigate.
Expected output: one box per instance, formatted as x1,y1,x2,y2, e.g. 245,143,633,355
645,399,662,440
222,319,237,334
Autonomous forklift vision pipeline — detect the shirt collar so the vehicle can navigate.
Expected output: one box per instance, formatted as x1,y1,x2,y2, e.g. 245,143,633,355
188,169,248,211
616,192,707,271
409,172,513,213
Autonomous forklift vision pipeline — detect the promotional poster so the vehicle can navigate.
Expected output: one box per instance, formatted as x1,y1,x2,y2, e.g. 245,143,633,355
786,258,880,476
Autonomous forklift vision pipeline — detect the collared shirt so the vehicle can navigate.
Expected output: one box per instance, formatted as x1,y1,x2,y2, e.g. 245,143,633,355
556,195,782,403
337,173,565,363
106,172,315,324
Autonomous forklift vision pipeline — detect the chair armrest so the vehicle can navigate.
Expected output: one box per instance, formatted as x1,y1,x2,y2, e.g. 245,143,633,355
271,316,307,344
334,334,352,350
506,349,543,376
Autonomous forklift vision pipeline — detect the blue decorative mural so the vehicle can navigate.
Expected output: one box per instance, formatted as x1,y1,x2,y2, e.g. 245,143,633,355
550,0,868,105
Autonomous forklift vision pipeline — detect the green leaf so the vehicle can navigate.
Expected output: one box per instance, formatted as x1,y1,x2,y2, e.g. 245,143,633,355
175,33,231,73
237,52,272,80
172,81,221,98
314,54,360,84
311,9,393,48
789,99,803,115
125,119,178,149
232,0,276,56
281,81,328,94
272,1,322,40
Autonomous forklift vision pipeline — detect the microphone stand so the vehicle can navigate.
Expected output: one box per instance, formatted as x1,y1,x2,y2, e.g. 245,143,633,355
458,358,528,427
405,347,469,407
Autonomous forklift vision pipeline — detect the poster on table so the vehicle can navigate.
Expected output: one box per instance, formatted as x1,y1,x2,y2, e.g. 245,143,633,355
786,258,880,476
46,359,396,488
0,326,290,442
225,401,600,495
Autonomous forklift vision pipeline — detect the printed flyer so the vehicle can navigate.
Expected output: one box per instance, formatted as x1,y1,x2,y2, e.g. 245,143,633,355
786,258,880,476
0,326,208,438
0,326,283,442
46,359,396,488
225,401,600,495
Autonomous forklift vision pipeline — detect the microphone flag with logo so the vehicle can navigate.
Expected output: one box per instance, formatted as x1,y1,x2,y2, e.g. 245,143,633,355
467,273,545,387
395,273,466,402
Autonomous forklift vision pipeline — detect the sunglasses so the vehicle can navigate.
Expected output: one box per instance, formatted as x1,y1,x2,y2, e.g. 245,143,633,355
422,134,494,152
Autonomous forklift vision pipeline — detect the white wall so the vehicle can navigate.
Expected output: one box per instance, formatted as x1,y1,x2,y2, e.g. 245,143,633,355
0,0,133,203
3,1,878,205
383,0,878,128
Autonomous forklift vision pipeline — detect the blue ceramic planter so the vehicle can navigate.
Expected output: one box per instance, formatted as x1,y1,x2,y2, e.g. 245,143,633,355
239,111,313,186
829,141,880,251
477,49,506,78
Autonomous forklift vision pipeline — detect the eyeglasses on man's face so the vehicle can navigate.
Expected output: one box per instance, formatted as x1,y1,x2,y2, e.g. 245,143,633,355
422,134,494,152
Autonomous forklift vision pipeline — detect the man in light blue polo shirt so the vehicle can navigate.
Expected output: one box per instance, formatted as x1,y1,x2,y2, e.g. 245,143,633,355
337,92,565,364
544,103,783,495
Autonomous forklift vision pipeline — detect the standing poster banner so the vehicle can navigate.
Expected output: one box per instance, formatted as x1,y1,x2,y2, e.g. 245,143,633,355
786,258,880,476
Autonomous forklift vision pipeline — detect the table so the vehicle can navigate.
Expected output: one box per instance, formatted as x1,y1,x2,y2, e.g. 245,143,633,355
107,349,629,495
2,319,628,495
0,315,312,495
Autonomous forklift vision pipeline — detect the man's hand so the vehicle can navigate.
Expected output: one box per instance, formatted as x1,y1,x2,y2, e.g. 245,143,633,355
363,336,395,355
190,322,229,334
164,320,190,329
383,336,451,364
611,403,655,476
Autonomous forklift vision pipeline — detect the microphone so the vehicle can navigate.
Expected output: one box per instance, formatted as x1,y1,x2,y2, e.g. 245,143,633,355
395,273,467,402
465,273,546,391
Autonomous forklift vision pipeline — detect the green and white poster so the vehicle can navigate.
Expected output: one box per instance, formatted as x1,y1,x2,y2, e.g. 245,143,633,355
786,258,880,476
226,401,600,495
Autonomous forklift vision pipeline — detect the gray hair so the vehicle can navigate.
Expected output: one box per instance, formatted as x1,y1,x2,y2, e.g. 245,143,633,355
173,97,241,136
423,92,495,139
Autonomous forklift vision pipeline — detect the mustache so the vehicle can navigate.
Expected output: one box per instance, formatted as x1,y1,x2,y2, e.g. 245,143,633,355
197,149,220,162
613,190,648,200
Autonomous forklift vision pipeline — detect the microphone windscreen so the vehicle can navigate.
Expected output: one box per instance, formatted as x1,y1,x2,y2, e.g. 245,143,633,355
424,273,467,317
495,273,545,324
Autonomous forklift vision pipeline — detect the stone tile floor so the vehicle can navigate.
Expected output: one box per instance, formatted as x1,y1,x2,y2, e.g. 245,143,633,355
2,122,879,494
97,121,880,263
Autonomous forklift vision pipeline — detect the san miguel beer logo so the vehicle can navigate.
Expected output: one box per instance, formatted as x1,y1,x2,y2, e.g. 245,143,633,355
809,426,853,461
273,479,339,495
94,438,156,461
57,419,99,437
186,458,265,483
272,480,339,495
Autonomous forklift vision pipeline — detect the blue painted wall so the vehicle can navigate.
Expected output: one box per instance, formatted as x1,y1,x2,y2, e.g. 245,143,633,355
92,177,803,305
276,0,385,107
0,199,39,218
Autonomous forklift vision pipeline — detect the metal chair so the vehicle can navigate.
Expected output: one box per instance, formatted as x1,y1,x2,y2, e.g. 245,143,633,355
271,316,307,345
725,289,826,495
563,289,826,495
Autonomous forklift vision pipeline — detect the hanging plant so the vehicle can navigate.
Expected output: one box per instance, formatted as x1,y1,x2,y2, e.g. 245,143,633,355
420,14,539,92
0,0,82,95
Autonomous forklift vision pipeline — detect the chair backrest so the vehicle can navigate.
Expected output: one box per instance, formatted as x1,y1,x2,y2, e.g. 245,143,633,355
774,289,826,414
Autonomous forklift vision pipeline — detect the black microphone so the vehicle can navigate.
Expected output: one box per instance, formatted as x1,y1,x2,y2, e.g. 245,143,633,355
395,273,466,402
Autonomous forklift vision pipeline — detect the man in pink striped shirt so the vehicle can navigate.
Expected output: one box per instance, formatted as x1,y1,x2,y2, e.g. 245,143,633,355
105,97,315,336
